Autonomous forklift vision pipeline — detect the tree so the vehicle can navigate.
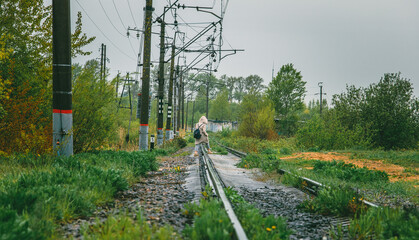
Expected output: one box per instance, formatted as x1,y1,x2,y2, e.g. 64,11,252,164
0,0,95,154
238,92,276,140
72,60,116,153
361,73,418,149
266,63,306,135
209,89,231,121
331,72,418,150
244,75,265,94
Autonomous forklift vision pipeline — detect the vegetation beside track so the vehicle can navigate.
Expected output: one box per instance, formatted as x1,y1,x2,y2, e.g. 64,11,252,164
0,150,164,239
182,186,292,240
213,131,418,239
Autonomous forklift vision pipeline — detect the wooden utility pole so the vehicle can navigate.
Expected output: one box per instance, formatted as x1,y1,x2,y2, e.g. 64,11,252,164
52,0,73,156
139,0,153,150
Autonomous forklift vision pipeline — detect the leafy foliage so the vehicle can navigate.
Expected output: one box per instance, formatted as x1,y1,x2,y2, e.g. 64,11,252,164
332,73,419,150
209,89,231,121
0,0,95,155
72,60,116,153
238,92,277,140
267,63,306,136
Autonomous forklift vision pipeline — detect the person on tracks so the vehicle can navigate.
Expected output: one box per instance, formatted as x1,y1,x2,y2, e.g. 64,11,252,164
194,116,213,156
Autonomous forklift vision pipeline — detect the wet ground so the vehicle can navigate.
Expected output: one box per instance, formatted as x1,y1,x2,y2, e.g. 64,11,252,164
210,153,336,240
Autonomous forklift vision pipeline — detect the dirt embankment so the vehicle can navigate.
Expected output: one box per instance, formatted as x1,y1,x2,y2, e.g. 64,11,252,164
281,152,419,183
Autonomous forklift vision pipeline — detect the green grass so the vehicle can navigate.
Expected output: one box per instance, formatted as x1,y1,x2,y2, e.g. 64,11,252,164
0,150,161,239
81,211,178,240
341,207,419,240
182,186,292,240
313,160,389,183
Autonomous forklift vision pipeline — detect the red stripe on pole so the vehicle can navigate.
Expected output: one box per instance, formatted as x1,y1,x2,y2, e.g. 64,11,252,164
140,124,148,126
53,109,72,114
157,128,163,130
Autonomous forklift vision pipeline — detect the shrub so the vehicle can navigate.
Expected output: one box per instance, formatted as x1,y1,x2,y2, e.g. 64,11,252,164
299,187,366,217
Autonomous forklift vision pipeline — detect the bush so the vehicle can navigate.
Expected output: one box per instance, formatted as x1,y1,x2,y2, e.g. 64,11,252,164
296,114,371,150
299,187,366,217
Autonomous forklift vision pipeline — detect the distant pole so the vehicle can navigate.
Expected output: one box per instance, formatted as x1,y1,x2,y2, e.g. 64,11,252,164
156,18,165,146
173,66,178,134
206,73,209,118
100,43,104,83
103,44,107,84
165,37,176,141
177,67,181,132
52,0,73,156
316,82,326,115
191,100,195,132
181,77,185,130
185,97,189,131
115,71,120,98
139,0,153,150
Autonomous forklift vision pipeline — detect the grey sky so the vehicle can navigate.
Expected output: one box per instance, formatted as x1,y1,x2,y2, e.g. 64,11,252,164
53,0,419,103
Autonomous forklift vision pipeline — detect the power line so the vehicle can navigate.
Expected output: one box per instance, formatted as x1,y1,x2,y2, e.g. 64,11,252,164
126,0,139,27
98,0,126,37
74,0,137,61
112,0,127,30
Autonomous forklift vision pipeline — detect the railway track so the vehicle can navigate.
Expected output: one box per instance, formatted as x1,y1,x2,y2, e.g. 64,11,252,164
203,142,388,239
218,142,379,208
198,144,248,240
198,143,351,239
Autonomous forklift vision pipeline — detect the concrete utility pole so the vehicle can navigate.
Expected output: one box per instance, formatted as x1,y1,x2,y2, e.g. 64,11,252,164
165,38,176,141
316,82,326,115
173,67,177,134
52,0,73,156
103,44,107,84
177,67,182,132
156,19,165,146
185,97,189,131
206,73,210,118
100,44,104,83
115,71,120,99
181,75,185,130
191,100,195,131
139,0,153,150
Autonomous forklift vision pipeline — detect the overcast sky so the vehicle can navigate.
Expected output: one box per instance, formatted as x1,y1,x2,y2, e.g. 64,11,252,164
47,0,419,102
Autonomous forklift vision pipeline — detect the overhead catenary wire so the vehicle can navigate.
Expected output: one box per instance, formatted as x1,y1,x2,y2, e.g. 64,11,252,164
74,0,137,61
126,0,139,27
98,0,126,37
112,0,128,30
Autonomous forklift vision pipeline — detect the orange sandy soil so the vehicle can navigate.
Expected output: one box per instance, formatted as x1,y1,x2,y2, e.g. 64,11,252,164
281,152,419,183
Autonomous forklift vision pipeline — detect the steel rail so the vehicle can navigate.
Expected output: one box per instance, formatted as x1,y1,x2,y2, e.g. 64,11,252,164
199,144,248,240
217,142,379,208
